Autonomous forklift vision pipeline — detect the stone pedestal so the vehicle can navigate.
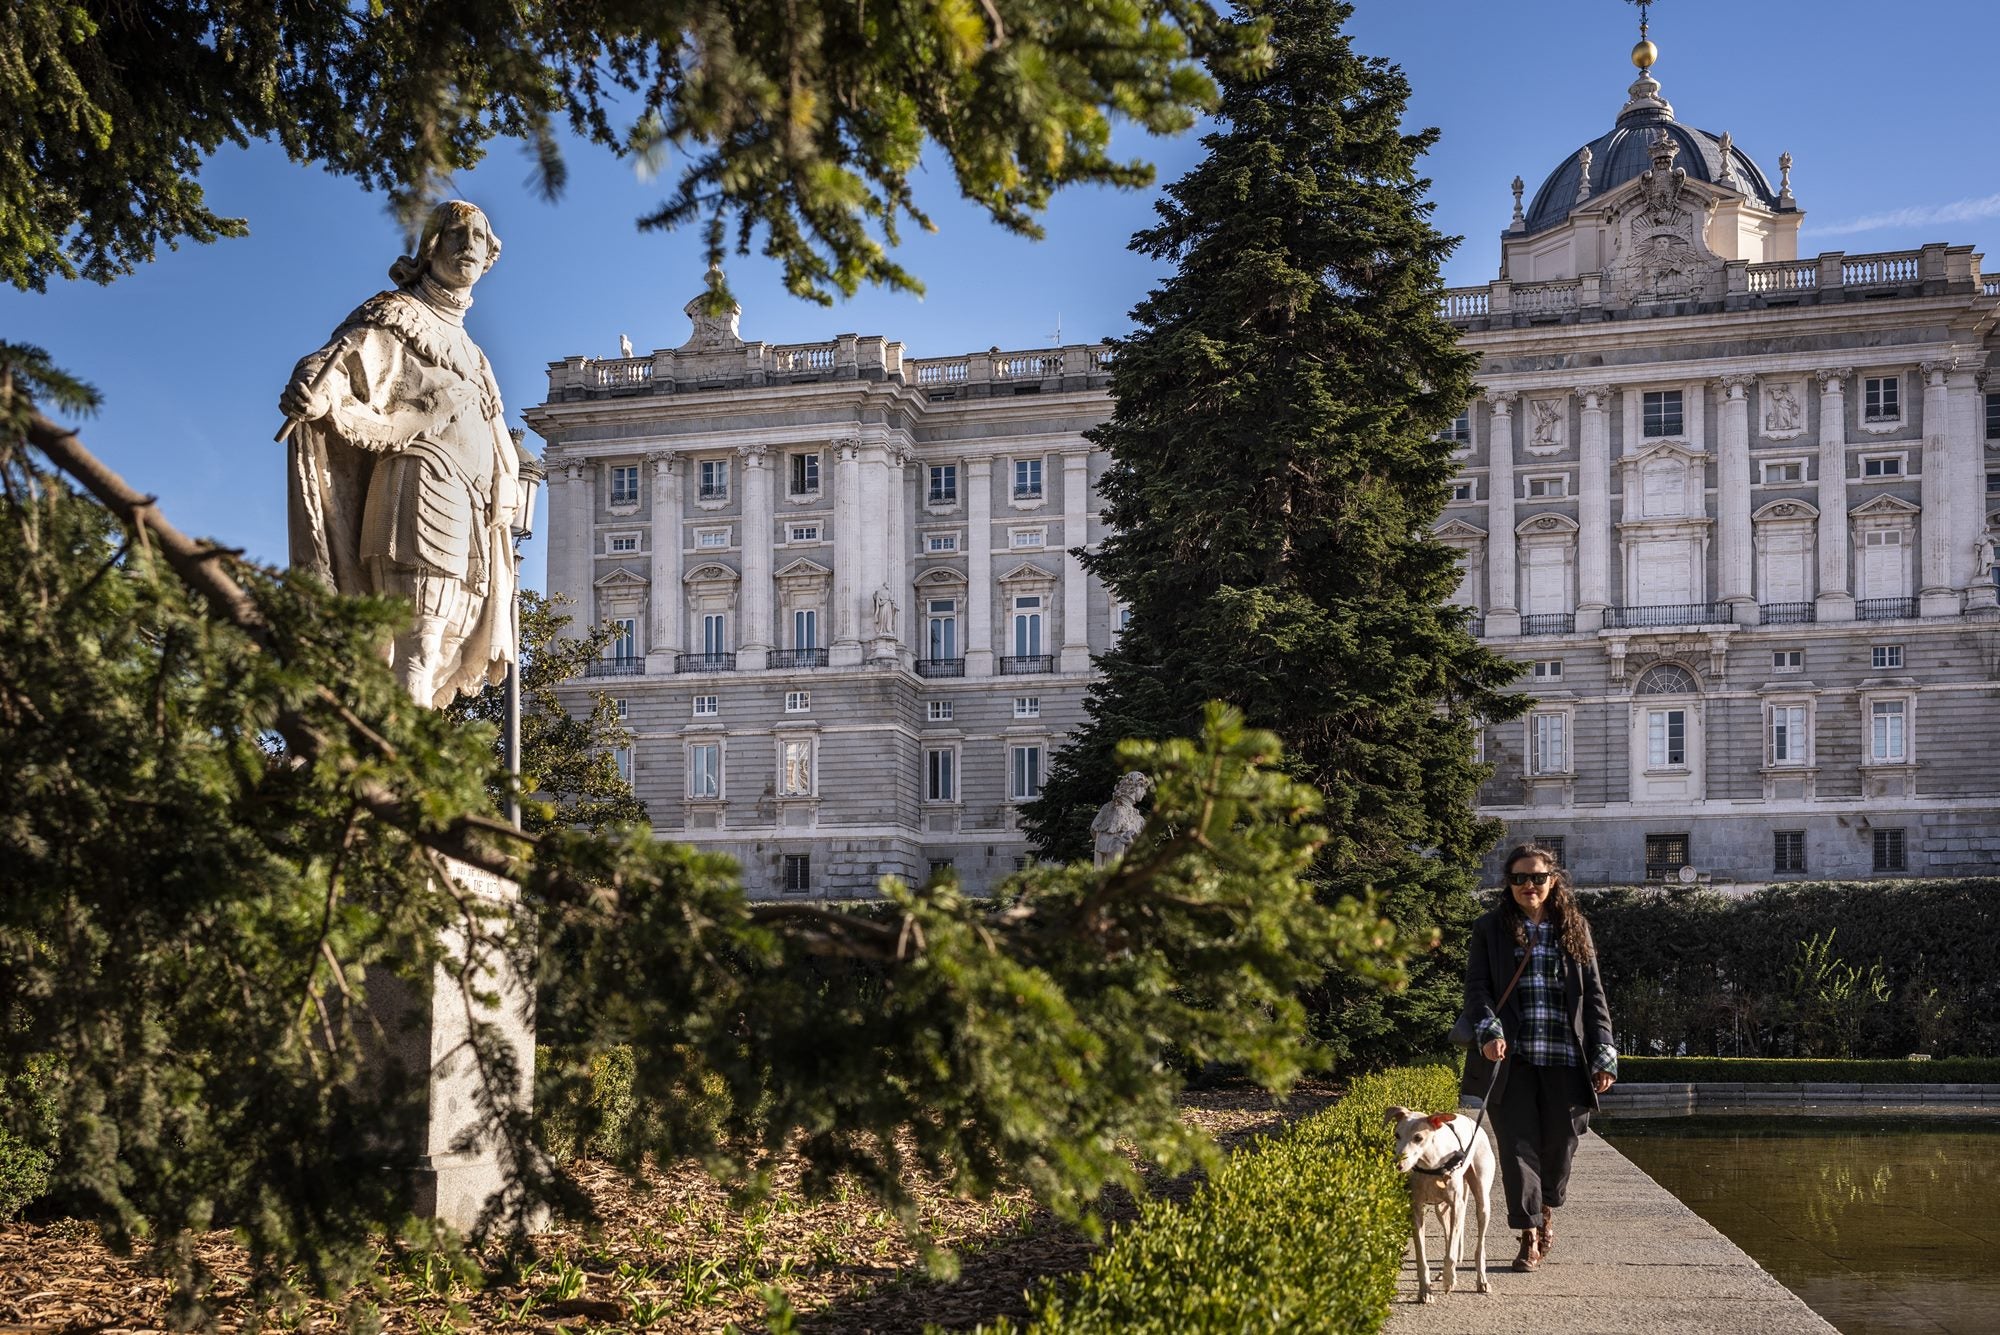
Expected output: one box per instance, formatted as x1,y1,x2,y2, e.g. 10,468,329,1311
366,857,539,1234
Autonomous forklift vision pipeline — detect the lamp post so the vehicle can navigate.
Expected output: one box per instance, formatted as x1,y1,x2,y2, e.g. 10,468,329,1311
506,432,546,830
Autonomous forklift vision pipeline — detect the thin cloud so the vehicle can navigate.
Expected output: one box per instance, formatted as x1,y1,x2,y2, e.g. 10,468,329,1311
1810,192,2000,237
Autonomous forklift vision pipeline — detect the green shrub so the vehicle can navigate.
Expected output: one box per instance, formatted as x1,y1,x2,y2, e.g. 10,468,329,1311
1621,1056,2000,1085
0,1055,61,1220
534,1044,638,1162
988,1064,1459,1334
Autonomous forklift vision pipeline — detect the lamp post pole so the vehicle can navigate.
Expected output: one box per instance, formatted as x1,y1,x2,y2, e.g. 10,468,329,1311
505,432,546,831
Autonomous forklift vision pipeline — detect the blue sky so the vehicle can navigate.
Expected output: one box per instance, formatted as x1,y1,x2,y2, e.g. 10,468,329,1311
5,0,1994,594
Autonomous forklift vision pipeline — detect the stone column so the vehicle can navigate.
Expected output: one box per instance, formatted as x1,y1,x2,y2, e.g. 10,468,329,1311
1060,452,1091,671
965,456,995,676
1918,362,1957,616
1814,368,1855,621
1484,392,1521,637
886,446,911,658
1951,368,1991,602
830,438,864,666
860,441,895,661
738,444,774,668
1577,385,1614,630
563,461,595,638
1716,376,1755,622
647,453,683,670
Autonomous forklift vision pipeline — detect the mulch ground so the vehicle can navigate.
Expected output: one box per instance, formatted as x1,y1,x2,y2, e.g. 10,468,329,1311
0,1080,1341,1335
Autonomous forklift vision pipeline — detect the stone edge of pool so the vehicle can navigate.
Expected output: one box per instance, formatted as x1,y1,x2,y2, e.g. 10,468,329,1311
1604,1081,2000,1114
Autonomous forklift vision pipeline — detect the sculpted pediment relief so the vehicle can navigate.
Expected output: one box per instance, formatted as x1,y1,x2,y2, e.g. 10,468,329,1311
683,562,740,584
1753,498,1820,522
1602,131,1724,306
914,566,969,587
1849,494,1920,519
1434,519,1488,542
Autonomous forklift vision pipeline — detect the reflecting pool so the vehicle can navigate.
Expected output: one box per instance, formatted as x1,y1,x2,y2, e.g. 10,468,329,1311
1605,1116,2000,1335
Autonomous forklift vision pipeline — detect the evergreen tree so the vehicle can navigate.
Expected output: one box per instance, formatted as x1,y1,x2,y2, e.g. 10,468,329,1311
1024,0,1526,1065
448,591,647,835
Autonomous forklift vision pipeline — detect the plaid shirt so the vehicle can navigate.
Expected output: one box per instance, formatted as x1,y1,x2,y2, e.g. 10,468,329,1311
1476,920,1618,1075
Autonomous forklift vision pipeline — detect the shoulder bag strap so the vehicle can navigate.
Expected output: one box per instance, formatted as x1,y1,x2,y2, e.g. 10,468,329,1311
1493,940,1533,1014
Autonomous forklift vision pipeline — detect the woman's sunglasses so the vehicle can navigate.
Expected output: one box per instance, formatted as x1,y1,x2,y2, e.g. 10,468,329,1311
1508,871,1554,887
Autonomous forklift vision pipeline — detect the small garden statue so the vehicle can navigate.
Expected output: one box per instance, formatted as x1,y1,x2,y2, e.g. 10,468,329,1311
1091,771,1152,866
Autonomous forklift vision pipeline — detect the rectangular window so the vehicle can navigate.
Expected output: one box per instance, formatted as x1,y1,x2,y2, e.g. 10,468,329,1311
613,698,628,719
1010,744,1042,800
789,452,820,496
925,748,956,802
782,853,811,893
1870,700,1907,762
1645,833,1690,877
779,739,813,796
1987,393,2000,442
1774,830,1806,874
1862,456,1903,478
1647,708,1687,768
925,532,960,553
1012,595,1043,658
1530,712,1567,775
702,614,727,656
785,690,810,714
610,534,639,553
1532,659,1563,680
689,742,721,799
926,599,958,661
928,859,955,880
926,699,953,722
1643,390,1684,439
1526,475,1568,498
613,745,633,783
1873,828,1907,872
609,464,641,506
692,695,718,717
698,458,729,500
1770,704,1807,765
793,608,818,651
1762,461,1804,484
1010,528,1046,548
1014,696,1040,718
1012,458,1044,500
1116,605,1133,635
1772,650,1804,672
1871,644,1904,670
929,464,958,505
1450,481,1475,502
1864,375,1900,422
1987,474,2000,496
697,527,730,548
1440,409,1471,445
789,523,820,543
1533,837,1566,868
612,617,637,662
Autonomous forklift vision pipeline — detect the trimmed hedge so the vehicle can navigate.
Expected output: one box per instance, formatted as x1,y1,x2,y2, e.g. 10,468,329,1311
993,1065,1460,1334
1621,1056,2000,1085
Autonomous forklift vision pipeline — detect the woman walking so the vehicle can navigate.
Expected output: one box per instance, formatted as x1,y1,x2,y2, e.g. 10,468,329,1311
1461,843,1617,1272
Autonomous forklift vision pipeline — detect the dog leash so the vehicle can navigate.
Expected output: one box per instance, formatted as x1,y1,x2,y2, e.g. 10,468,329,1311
1413,942,1532,1178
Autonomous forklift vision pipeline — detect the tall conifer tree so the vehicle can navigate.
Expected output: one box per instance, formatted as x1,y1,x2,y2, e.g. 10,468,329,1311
1024,0,1526,1063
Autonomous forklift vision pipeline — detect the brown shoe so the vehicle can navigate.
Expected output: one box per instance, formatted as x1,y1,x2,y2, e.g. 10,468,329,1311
1512,1229,1541,1272
1537,1205,1556,1256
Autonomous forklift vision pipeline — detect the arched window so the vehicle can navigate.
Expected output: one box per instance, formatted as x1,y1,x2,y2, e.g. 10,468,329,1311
1637,664,1697,695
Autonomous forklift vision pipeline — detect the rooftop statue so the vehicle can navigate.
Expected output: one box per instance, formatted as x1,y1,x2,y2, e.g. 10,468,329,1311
280,201,522,708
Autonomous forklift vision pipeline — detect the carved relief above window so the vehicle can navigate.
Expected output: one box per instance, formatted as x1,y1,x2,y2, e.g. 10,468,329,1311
1526,398,1568,456
1759,378,1809,440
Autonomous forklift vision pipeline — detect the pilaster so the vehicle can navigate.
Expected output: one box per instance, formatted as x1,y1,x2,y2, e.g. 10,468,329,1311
564,462,595,639
647,453,683,669
1484,392,1521,637
885,445,911,659
1060,452,1091,671
1715,376,1755,621
965,457,995,676
830,438,864,666
738,444,774,668
1919,361,1957,616
1577,384,1614,631
1814,368,1855,621
1944,365,1986,595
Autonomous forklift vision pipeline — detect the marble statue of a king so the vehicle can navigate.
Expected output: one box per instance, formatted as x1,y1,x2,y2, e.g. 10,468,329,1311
281,200,520,708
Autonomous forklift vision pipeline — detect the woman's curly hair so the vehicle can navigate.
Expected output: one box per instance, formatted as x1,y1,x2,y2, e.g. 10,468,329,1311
1499,842,1595,961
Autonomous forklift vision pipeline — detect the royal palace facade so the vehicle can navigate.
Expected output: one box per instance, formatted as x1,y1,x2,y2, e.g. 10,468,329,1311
527,50,2000,896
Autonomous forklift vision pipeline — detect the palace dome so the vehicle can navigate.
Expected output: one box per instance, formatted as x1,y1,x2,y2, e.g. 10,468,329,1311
1523,72,1782,233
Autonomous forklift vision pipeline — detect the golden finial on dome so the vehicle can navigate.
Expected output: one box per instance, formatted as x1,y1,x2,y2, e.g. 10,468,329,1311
1628,0,1658,69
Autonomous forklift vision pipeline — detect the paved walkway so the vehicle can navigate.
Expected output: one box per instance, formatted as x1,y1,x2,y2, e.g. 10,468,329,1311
1386,1131,1836,1334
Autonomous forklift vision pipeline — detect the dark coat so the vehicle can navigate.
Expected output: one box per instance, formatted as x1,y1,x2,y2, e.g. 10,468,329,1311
1458,904,1616,1112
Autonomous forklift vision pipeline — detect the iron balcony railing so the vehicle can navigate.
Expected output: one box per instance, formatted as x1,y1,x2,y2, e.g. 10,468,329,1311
1857,597,1919,621
916,657,966,678
1760,601,1817,625
1467,613,1487,637
1000,654,1055,675
674,652,737,673
1012,486,1044,501
1645,862,1691,882
1520,613,1575,636
766,648,828,669
584,658,644,677
698,484,728,501
1604,603,1728,630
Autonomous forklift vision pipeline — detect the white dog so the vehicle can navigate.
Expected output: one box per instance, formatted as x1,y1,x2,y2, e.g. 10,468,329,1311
1384,1105,1496,1303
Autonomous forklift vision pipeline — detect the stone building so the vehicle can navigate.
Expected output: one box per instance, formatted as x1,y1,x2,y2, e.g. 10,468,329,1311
528,43,2000,895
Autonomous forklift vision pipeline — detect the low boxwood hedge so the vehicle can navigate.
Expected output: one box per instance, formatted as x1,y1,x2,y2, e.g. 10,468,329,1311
986,1064,1459,1334
1620,1056,2000,1085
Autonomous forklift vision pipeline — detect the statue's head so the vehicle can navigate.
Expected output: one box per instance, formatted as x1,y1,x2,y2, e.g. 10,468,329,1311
389,200,502,292
1113,771,1151,805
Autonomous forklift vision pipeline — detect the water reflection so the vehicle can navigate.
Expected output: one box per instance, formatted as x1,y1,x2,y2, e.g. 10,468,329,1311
1606,1117,2000,1335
